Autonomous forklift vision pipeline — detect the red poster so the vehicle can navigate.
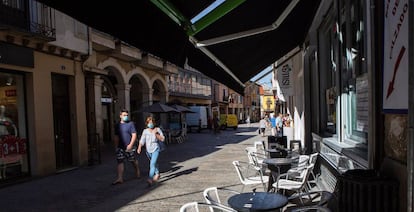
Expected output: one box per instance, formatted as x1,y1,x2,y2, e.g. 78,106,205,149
0,135,27,157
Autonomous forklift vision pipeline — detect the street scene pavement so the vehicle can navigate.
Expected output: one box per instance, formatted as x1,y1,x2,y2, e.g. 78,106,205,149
0,123,270,212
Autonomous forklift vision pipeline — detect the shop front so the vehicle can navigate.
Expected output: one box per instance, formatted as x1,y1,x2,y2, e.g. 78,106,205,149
0,71,29,182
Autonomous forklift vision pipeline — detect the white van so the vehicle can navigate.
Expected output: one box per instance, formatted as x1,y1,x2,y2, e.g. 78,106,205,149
185,106,208,132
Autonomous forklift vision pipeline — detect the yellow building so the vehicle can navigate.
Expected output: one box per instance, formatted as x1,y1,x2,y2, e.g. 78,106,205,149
261,86,276,116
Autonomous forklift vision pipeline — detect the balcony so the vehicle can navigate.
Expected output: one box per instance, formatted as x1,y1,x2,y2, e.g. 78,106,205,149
0,0,56,41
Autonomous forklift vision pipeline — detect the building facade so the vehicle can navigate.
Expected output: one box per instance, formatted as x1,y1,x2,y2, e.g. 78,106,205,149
272,0,410,210
0,0,175,184
243,81,260,123
0,1,89,181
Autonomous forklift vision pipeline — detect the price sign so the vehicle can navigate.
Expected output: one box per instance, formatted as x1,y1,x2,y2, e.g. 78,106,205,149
0,135,27,157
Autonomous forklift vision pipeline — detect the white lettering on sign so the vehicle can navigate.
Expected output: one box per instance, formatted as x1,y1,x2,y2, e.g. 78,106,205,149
101,98,112,103
0,135,27,157
389,2,408,59
383,0,408,111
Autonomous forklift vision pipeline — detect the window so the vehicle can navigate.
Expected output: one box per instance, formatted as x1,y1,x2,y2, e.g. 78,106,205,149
340,0,368,143
316,0,368,167
0,71,29,181
168,69,211,97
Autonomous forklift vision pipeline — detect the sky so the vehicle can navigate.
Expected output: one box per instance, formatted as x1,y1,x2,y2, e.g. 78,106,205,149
250,66,273,87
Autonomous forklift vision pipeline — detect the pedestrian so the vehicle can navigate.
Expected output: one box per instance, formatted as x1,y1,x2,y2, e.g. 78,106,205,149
259,116,267,137
246,115,251,127
112,109,140,185
275,113,284,137
213,115,220,134
137,116,165,187
283,113,292,127
269,113,277,136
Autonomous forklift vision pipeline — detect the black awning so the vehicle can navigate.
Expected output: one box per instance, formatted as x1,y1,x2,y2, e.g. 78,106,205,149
36,0,321,94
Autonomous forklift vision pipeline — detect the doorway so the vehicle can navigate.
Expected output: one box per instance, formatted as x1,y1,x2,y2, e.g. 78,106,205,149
52,74,73,169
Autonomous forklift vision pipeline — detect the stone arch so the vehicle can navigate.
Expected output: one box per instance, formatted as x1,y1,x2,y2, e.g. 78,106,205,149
150,75,169,129
126,67,151,87
97,57,127,84
151,75,168,103
128,68,152,131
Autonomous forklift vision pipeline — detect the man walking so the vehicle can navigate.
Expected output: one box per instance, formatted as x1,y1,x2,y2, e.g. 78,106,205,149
275,113,284,137
112,109,140,185
269,113,277,136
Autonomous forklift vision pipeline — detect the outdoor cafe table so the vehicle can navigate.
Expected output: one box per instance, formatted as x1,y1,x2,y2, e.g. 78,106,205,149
263,158,294,192
227,191,288,212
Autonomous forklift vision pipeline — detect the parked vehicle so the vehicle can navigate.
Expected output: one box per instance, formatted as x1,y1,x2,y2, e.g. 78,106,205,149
219,114,238,130
185,106,208,132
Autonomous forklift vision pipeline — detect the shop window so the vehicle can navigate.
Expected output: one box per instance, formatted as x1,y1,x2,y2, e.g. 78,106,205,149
316,0,368,167
341,0,368,143
0,72,29,181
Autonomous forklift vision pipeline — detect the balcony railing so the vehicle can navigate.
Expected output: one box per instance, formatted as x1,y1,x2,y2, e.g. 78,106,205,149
0,0,56,41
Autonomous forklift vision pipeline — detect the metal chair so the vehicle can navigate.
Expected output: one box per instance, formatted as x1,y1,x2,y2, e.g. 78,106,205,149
232,160,269,192
203,187,239,212
287,155,310,178
179,201,236,212
272,164,314,197
254,140,267,156
246,147,268,174
289,140,303,154
307,152,319,188
285,190,334,212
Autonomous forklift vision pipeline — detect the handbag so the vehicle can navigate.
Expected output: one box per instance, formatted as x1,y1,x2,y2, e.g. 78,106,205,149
158,140,167,152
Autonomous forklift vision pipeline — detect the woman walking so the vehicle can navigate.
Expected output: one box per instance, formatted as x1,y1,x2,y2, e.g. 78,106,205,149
137,116,165,187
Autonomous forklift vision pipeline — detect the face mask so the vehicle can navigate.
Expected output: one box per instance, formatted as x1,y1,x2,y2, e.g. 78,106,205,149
122,116,129,122
147,123,154,129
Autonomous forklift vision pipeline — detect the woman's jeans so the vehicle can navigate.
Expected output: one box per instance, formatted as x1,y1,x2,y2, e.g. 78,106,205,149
146,149,160,180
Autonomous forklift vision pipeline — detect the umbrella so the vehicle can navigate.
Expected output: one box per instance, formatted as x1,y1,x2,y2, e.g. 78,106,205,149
170,105,195,113
134,102,179,113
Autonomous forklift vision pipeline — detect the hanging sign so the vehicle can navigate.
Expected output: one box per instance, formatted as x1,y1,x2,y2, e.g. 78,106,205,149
274,60,293,102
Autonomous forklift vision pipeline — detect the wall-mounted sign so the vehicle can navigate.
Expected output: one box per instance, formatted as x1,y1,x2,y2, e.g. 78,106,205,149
101,97,112,103
383,0,408,113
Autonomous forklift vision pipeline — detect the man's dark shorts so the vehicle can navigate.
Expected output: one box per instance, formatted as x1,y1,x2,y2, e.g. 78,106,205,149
116,148,136,163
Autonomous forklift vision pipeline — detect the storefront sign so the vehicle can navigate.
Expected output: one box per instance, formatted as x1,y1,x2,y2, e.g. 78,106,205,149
5,89,16,97
101,97,112,103
0,42,34,68
0,135,27,157
274,60,293,102
383,0,408,113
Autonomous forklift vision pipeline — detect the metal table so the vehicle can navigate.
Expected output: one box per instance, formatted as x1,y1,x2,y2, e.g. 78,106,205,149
263,158,294,192
228,191,288,211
